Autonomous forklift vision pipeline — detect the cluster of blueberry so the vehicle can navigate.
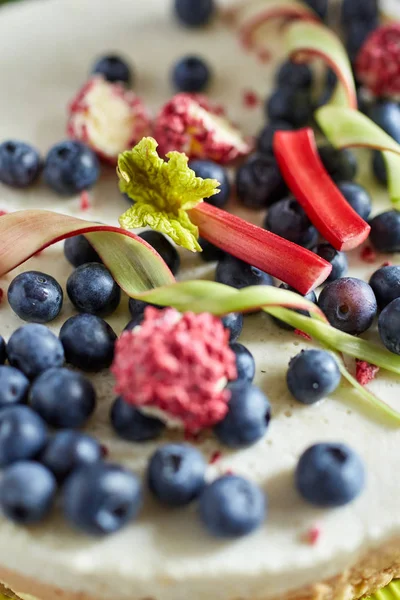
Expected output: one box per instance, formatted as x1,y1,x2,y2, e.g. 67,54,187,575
341,0,378,64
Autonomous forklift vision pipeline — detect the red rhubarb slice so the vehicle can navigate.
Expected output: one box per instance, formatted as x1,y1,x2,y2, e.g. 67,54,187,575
273,128,371,251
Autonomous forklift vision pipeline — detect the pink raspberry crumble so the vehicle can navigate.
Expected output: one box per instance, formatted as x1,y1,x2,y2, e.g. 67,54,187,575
356,24,400,98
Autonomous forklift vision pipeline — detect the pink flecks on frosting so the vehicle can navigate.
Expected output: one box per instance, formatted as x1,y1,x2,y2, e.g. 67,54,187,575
67,76,152,164
209,450,222,465
111,307,237,433
80,191,91,211
243,90,260,108
153,93,252,164
356,360,379,386
304,525,322,546
0,210,8,217
356,24,400,98
257,49,272,64
360,246,377,264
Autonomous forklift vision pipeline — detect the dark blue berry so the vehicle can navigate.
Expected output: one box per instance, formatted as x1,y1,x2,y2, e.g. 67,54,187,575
128,298,159,319
59,314,116,372
124,314,145,331
199,475,266,538
216,255,274,289
318,145,357,182
264,198,318,249
369,101,400,143
174,0,215,27
189,160,230,208
372,152,387,185
345,20,376,64
0,140,42,188
198,237,226,262
221,312,243,343
230,343,255,384
337,182,372,221
266,87,313,128
0,461,56,524
67,263,120,317
304,0,328,19
30,368,96,429
41,431,102,482
139,231,180,275
313,244,348,282
0,406,48,467
0,366,30,409
369,265,400,311
256,121,293,156
8,271,63,324
172,56,211,93
148,444,206,507
316,69,337,108
64,235,102,267
272,283,317,331
370,211,400,253
0,335,5,365
63,463,142,536
287,350,341,405
7,324,64,379
110,397,165,442
276,60,313,89
214,384,270,448
44,140,100,196
378,298,400,355
318,277,377,335
295,443,365,507
92,54,132,86
341,0,378,25
236,154,288,209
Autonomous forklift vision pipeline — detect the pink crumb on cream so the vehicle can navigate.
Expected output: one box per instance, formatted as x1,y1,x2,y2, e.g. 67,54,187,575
356,360,380,386
360,246,377,264
294,329,312,341
80,191,91,211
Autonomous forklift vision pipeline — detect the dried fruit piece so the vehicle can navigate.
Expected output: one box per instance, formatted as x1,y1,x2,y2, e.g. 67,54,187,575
356,24,400,98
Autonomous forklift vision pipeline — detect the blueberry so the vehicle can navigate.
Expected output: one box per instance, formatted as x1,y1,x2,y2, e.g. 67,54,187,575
0,461,56,525
318,277,377,335
198,237,226,262
256,121,293,156
313,244,348,282
41,431,102,482
369,266,400,311
0,140,42,188
337,182,372,221
59,314,117,372
341,0,378,24
276,60,313,89
370,211,400,253
8,271,63,324
0,336,6,365
266,87,313,128
369,101,400,143
264,198,318,249
148,444,206,507
199,475,266,538
189,160,230,208
0,366,30,409
230,343,255,384
316,69,337,108
372,152,387,185
286,350,341,405
7,324,64,379
110,397,165,442
174,0,215,27
295,443,365,507
63,463,142,536
124,314,145,331
221,312,243,343
64,235,102,267
318,145,357,182
378,298,400,355
214,384,270,448
30,368,96,429
67,263,120,317
44,140,100,196
272,283,317,331
0,406,47,467
236,154,288,209
304,0,328,19
92,54,132,86
345,20,376,63
172,56,211,93
129,298,154,319
216,255,274,289
139,231,180,275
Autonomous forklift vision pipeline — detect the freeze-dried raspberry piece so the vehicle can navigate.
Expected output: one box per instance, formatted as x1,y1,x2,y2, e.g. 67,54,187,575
356,24,400,98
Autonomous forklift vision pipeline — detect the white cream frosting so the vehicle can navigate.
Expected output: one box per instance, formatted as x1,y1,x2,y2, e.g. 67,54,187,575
0,1,399,599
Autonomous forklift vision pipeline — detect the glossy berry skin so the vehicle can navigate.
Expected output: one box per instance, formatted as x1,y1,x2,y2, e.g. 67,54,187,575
64,235,102,267
221,312,243,343
236,154,288,209
370,211,400,253
189,160,230,208
216,255,274,290
318,278,377,335
369,266,400,311
266,88,313,128
139,231,180,275
7,324,64,379
199,475,266,538
295,443,365,507
369,102,400,143
337,182,372,221
313,244,348,282
257,121,293,156
272,284,317,331
287,350,341,405
92,54,132,86
0,461,56,525
378,298,400,355
44,140,100,196
198,237,226,262
8,271,63,324
67,263,121,317
174,0,215,27
0,140,42,188
0,335,6,365
214,384,271,448
0,366,30,409
148,444,206,507
63,463,142,536
172,56,211,93
41,431,102,482
0,406,48,467
110,397,165,442
264,198,318,249
59,314,117,372
30,368,96,429
230,343,255,384
276,60,312,89
372,152,387,185
318,145,357,182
